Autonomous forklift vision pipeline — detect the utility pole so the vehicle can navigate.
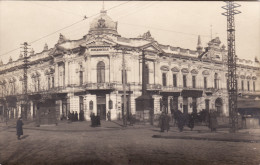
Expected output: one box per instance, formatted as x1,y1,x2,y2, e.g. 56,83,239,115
21,42,30,120
222,1,241,133
122,49,127,126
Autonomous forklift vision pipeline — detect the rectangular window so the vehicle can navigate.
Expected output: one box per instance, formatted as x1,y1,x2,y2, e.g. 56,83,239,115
162,73,167,86
48,77,51,89
173,74,177,87
183,75,187,88
241,80,244,91
192,76,196,88
247,81,250,91
52,76,54,88
204,77,207,89
38,78,40,91
253,81,255,91
79,71,83,85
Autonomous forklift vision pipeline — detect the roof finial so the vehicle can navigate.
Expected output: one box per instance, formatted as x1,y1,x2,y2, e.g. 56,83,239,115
210,24,212,40
101,1,106,13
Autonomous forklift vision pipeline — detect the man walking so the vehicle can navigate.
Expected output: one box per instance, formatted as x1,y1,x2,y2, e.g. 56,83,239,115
16,117,24,140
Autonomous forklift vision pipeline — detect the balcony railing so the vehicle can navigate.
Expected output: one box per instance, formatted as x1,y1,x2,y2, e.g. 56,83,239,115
85,83,115,90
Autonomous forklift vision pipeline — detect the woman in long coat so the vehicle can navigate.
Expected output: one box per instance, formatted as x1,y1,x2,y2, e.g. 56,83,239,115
16,117,24,140
209,110,218,132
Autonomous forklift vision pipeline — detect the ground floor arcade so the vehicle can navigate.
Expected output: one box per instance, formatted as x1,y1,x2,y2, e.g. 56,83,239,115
0,90,228,124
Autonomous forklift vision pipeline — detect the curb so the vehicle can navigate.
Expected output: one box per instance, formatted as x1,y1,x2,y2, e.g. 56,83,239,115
152,135,260,143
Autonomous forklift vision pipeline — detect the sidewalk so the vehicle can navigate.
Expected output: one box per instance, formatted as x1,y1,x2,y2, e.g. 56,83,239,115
153,125,260,143
2,119,260,143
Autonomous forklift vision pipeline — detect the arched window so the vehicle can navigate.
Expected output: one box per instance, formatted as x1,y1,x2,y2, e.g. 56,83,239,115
183,75,187,88
97,61,105,83
109,99,113,109
162,73,167,86
89,100,93,110
79,65,83,85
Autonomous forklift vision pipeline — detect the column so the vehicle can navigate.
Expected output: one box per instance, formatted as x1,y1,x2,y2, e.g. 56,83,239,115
188,97,193,113
178,96,183,112
64,61,69,86
54,63,59,87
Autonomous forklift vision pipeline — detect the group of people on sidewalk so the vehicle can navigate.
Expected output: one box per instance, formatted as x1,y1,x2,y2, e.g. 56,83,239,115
158,109,218,133
68,110,84,122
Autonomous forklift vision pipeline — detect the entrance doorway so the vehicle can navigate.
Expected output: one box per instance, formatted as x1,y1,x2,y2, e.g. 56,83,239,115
183,97,188,114
215,98,223,116
192,97,197,114
97,95,106,120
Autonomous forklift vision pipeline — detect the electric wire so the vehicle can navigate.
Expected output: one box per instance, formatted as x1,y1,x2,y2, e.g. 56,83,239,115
0,1,131,58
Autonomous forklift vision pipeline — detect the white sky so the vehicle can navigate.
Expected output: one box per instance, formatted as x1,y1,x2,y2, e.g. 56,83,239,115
0,1,259,64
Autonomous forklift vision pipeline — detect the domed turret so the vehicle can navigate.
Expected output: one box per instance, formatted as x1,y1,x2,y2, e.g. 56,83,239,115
89,10,119,36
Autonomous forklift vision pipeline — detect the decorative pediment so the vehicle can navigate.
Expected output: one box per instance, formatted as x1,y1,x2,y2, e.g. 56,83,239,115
246,75,251,80
191,69,198,74
140,42,164,54
252,76,257,80
202,70,210,75
85,38,115,47
160,65,169,71
171,67,180,72
181,68,189,73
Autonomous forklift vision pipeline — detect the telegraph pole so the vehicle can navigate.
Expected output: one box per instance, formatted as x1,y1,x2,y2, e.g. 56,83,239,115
21,42,30,120
222,2,241,133
122,49,127,126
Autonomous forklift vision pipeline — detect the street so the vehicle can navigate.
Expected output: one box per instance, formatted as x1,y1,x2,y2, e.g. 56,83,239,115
1,121,260,165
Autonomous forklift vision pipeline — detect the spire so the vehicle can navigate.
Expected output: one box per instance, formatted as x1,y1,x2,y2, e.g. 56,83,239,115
197,35,202,46
196,35,203,54
44,43,48,51
101,1,106,13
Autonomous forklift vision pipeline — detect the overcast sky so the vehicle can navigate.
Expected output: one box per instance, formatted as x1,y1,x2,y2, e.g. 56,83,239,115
0,1,259,64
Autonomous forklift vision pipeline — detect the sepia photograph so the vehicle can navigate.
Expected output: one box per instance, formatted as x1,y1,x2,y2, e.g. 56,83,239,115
0,1,260,165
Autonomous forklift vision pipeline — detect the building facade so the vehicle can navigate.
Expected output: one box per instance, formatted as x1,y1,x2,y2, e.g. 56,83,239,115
0,9,260,124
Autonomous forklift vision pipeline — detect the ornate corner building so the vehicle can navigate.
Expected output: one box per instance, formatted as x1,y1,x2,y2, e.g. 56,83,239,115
0,9,259,124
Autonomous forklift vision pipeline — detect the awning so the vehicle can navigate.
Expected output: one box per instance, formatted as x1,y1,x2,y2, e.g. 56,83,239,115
237,97,260,116
237,97,260,109
181,90,203,98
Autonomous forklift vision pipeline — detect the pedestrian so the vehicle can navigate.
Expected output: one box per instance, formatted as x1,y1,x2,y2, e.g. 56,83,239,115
107,110,111,121
187,113,195,131
72,111,75,122
75,111,79,121
16,117,24,140
79,110,84,121
159,111,167,132
209,110,218,132
176,110,185,132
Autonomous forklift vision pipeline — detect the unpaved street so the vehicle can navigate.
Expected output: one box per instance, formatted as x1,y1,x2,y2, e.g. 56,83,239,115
1,121,260,165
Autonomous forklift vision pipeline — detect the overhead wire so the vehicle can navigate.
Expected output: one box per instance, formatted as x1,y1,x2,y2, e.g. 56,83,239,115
0,1,131,58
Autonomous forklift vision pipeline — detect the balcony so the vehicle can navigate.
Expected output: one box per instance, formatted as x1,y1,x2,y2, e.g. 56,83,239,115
147,84,162,91
85,83,115,90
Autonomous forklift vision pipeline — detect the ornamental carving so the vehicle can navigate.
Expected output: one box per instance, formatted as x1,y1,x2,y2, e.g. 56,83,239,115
191,69,198,74
202,70,210,75
252,76,257,80
171,67,180,72
160,65,169,71
181,68,189,73
246,75,251,79
240,75,245,79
